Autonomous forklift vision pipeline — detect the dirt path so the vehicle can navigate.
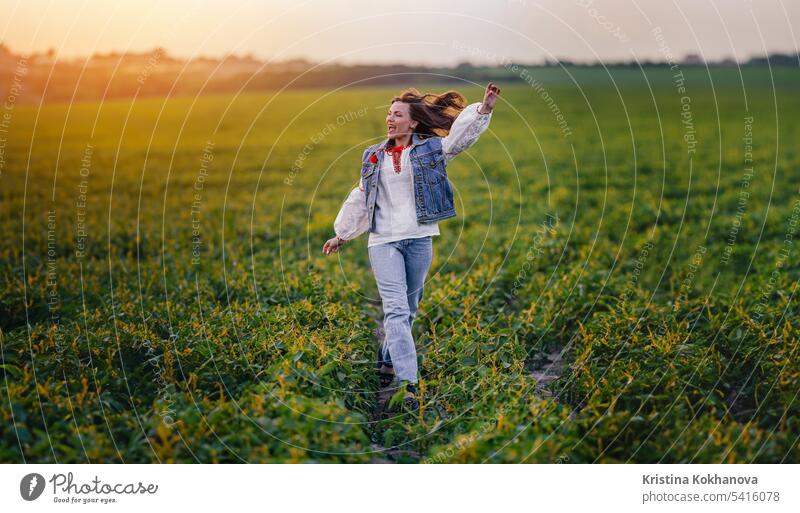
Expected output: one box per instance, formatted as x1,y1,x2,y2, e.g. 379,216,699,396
529,348,565,396
527,346,577,419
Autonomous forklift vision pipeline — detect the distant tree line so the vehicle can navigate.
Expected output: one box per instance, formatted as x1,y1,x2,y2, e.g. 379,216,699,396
0,42,797,104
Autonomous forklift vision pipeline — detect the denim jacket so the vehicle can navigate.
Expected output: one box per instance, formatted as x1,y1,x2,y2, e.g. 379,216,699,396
361,133,455,232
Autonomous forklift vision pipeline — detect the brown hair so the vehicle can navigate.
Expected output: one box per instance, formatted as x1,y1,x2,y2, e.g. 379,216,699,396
391,88,467,138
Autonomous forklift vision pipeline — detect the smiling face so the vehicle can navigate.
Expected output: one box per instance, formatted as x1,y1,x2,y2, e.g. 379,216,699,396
386,101,417,139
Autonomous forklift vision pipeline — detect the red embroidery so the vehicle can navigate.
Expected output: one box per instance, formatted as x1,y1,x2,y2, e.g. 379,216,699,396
368,153,378,164
385,144,407,174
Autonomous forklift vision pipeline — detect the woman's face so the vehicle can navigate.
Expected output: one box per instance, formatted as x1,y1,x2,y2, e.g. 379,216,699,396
386,101,417,139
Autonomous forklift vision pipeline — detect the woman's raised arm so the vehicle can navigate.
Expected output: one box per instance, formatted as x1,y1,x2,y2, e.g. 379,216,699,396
442,82,500,162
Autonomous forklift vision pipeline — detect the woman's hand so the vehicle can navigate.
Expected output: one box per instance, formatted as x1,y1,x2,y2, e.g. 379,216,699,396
478,82,501,114
323,235,345,255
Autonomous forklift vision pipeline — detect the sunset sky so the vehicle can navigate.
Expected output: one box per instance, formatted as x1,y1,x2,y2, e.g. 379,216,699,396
3,0,798,65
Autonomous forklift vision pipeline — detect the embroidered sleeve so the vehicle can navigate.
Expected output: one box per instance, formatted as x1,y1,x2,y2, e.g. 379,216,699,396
442,102,492,162
334,186,369,241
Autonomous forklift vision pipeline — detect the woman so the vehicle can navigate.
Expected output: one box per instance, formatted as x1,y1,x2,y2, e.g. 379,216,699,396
323,82,500,411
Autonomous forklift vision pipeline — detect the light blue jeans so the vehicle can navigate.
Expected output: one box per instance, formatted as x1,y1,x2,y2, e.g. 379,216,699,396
368,236,433,383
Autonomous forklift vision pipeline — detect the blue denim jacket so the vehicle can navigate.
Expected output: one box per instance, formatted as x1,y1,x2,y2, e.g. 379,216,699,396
360,133,455,232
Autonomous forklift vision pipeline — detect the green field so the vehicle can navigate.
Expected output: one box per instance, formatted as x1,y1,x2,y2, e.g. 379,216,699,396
1,66,799,463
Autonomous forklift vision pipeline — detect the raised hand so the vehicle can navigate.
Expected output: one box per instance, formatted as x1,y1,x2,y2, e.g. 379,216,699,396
478,82,501,114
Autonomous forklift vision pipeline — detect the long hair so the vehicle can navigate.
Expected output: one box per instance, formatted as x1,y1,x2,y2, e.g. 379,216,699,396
391,88,467,138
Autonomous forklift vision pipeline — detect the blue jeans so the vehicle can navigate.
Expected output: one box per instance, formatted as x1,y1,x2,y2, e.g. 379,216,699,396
368,236,433,383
